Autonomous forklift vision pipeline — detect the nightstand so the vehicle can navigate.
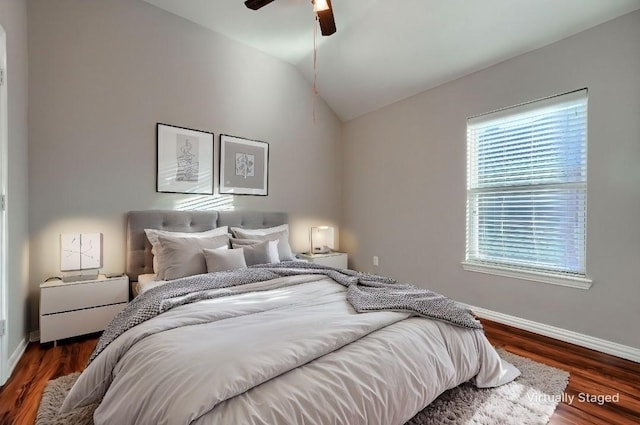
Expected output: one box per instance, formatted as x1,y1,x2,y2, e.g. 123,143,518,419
40,275,129,344
298,252,348,269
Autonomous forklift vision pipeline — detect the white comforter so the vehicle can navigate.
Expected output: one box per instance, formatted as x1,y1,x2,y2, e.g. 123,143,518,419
62,274,519,425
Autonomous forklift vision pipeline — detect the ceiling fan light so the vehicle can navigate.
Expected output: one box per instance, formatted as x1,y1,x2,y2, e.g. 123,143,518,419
313,0,330,12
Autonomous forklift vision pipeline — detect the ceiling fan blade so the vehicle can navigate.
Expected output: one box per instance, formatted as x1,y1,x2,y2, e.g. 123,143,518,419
317,0,336,36
244,0,275,10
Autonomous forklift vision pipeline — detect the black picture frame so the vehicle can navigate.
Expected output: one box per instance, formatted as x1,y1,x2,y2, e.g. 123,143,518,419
219,134,269,196
156,123,214,195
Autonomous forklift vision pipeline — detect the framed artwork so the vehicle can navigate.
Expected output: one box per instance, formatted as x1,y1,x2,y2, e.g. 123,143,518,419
156,123,214,195
219,134,269,196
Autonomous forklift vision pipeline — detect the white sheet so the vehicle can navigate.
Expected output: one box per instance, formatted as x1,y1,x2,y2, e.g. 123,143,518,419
133,274,167,297
64,274,519,425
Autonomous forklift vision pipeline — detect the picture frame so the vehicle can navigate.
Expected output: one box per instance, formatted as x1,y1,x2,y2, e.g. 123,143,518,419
156,123,214,195
219,134,269,196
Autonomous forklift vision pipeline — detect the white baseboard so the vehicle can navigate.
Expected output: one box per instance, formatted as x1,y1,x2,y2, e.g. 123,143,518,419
467,305,640,364
7,337,28,380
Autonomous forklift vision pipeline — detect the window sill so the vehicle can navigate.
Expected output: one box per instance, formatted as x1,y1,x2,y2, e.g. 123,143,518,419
461,261,592,290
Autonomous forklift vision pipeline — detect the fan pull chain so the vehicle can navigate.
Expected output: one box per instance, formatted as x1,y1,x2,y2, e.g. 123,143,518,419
312,13,319,124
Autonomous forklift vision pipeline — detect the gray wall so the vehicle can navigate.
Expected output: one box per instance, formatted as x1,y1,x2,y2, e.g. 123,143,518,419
28,0,342,331
0,0,29,361
24,0,640,352
342,11,640,349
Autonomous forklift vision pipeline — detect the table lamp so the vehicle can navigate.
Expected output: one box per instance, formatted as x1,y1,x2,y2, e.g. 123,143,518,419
310,226,334,254
60,233,103,282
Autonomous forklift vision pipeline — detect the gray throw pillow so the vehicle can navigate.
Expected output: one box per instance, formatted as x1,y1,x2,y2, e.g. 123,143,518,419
156,234,230,281
231,229,294,261
229,237,262,246
203,247,247,273
144,227,229,275
232,240,279,266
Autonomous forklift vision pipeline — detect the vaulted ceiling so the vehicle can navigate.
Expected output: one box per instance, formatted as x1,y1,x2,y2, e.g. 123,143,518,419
144,0,640,121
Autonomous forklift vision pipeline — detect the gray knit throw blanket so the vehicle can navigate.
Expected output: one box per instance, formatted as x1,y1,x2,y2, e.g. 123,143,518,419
89,262,481,364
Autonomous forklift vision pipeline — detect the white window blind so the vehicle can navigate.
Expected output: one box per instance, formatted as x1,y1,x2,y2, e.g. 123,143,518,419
466,89,587,278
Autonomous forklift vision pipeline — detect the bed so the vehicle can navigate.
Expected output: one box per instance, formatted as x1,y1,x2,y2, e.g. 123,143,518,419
60,209,519,424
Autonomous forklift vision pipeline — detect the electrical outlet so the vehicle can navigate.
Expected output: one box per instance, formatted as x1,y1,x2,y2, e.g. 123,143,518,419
373,256,379,266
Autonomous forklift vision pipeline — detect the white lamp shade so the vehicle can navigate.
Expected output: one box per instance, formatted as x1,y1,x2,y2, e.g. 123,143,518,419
310,226,334,254
314,0,330,12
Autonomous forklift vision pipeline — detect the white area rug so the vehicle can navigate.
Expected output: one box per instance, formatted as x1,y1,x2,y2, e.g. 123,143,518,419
37,349,568,425
405,349,569,424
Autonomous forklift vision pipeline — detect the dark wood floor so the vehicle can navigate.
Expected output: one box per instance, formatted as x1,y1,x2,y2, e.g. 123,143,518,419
483,320,640,425
0,333,99,425
0,321,638,425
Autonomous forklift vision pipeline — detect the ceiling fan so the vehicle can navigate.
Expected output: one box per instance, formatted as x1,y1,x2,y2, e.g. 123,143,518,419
244,0,337,36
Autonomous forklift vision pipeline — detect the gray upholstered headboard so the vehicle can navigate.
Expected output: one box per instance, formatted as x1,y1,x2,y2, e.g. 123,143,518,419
126,210,289,281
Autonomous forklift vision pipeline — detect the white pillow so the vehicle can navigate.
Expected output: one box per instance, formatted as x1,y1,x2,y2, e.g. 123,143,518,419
145,226,229,273
203,247,247,273
231,240,279,266
231,225,294,261
231,224,289,236
155,234,230,281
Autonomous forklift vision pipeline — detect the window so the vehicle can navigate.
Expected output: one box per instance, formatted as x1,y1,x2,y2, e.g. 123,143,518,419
464,89,590,288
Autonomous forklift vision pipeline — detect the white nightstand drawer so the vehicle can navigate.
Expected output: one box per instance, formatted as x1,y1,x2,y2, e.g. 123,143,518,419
40,303,127,343
41,277,128,315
